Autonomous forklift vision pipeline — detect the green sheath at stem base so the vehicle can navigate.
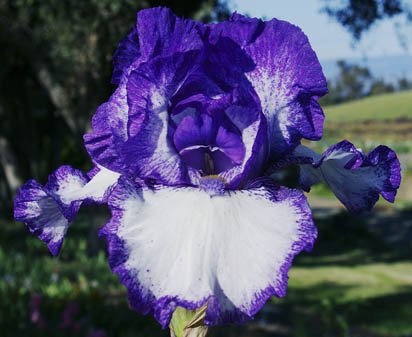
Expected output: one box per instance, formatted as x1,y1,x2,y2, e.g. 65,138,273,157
169,306,208,337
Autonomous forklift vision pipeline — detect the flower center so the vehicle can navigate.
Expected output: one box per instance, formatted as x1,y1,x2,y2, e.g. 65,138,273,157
172,112,245,175
199,175,226,196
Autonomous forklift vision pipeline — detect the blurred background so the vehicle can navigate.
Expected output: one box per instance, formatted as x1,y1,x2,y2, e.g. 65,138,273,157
0,0,411,336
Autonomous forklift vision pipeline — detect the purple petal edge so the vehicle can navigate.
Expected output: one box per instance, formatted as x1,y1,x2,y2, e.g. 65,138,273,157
297,140,402,213
14,165,88,255
101,177,316,327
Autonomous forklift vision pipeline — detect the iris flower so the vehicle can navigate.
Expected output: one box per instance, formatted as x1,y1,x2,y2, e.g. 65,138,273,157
14,7,401,330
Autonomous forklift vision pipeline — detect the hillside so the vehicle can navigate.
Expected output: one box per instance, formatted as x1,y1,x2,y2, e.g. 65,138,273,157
323,90,412,123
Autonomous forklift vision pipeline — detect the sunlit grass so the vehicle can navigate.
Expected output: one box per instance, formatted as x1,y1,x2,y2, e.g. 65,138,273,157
289,262,412,302
324,90,412,123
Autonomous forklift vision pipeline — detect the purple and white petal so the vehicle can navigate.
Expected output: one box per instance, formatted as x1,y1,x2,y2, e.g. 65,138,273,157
14,166,120,255
14,166,88,255
61,166,121,204
136,7,203,61
101,177,316,327
111,7,203,85
294,141,401,212
84,86,129,173
210,14,328,159
121,51,202,185
219,109,267,188
89,7,204,172
112,26,140,85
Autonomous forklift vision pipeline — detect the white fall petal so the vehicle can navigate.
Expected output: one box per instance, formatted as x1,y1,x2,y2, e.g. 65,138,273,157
103,178,316,327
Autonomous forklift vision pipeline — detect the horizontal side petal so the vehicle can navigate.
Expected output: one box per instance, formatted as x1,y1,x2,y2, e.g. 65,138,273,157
295,142,402,212
14,166,120,255
60,166,121,204
14,166,88,255
102,177,316,327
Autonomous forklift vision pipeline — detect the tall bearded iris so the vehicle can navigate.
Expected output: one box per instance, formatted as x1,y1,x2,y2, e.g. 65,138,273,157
14,7,401,330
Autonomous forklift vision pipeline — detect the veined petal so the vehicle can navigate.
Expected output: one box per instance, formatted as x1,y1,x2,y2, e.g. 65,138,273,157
294,141,401,212
136,7,203,61
84,85,129,173
111,7,203,84
112,26,140,85
210,14,328,159
91,7,205,171
14,166,120,255
101,177,316,327
14,166,87,255
121,51,202,185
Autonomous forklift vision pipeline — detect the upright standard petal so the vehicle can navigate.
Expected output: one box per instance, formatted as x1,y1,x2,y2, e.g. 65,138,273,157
121,51,202,185
84,86,129,173
14,166,120,255
101,177,316,327
294,141,401,212
210,14,328,159
111,7,203,84
112,26,140,85
90,6,205,172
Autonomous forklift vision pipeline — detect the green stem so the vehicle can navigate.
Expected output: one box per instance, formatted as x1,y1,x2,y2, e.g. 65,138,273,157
169,306,208,337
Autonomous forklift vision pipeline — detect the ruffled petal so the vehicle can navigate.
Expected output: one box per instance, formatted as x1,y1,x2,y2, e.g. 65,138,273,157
209,14,328,159
14,166,120,255
136,7,203,61
112,26,140,85
121,51,202,185
14,166,88,255
219,109,267,188
90,7,204,171
101,177,316,327
111,7,203,85
294,141,401,212
84,86,129,173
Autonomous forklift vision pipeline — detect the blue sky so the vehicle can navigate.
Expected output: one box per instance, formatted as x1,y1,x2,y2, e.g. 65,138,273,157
229,0,412,61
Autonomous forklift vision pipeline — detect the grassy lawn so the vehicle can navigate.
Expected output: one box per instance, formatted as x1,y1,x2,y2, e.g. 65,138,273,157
2,207,412,337
278,210,412,337
323,90,412,123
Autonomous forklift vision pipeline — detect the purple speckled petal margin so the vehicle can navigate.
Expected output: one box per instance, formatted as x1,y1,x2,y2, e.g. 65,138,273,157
14,166,88,255
100,176,316,327
209,13,328,159
295,141,401,213
14,165,120,255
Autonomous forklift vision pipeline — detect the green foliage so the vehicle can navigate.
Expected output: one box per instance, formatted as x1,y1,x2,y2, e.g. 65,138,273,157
276,210,412,337
0,214,167,337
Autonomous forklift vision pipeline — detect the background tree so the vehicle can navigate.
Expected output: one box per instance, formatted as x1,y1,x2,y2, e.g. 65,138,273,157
321,60,403,106
0,0,229,215
322,0,411,40
322,60,373,105
369,78,395,96
398,77,412,91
